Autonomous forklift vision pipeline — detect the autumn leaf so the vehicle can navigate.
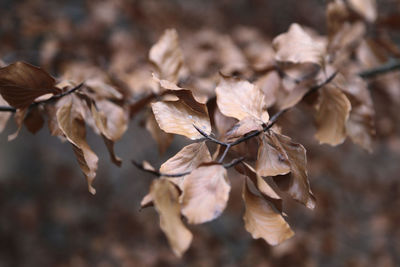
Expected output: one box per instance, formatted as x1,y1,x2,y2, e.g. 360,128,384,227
242,177,294,245
149,29,183,83
181,164,230,224
57,95,98,194
0,95,11,133
24,106,45,134
270,131,316,209
150,179,193,257
314,84,351,146
256,133,291,177
145,112,174,154
225,116,263,142
273,23,326,67
348,0,377,22
216,75,269,122
0,62,61,108
160,142,211,189
151,99,211,140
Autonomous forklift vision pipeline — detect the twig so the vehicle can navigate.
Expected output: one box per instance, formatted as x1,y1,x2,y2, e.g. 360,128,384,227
132,157,245,177
0,83,84,113
359,59,400,78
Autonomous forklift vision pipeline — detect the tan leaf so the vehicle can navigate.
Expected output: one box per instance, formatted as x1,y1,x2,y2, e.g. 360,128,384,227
149,29,183,83
8,107,28,141
151,99,211,140
242,178,294,245
0,62,61,108
216,76,268,121
181,164,230,224
272,132,316,209
348,0,377,22
256,133,291,177
145,112,174,154
150,179,193,257
273,23,325,66
225,116,263,142
346,104,374,152
57,96,98,194
160,142,211,189
315,85,351,146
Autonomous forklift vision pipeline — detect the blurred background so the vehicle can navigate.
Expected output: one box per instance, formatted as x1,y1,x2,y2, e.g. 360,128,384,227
1,0,400,266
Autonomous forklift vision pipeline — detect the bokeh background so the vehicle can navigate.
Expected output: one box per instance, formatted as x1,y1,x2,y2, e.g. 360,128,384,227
1,0,400,266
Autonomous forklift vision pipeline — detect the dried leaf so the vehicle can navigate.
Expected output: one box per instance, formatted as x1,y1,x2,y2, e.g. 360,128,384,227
273,24,325,66
8,108,28,141
256,133,291,177
348,0,377,22
151,99,211,140
225,116,263,142
0,95,11,133
182,164,230,224
271,131,316,209
24,106,44,134
315,85,351,146
0,62,60,108
149,29,183,83
160,142,211,189
216,76,268,121
150,179,192,257
145,112,174,154
57,96,98,194
242,178,294,245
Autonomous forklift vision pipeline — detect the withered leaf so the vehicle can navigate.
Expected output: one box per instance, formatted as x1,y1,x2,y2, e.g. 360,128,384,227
0,62,61,108
314,85,351,146
225,116,263,142
57,96,98,194
150,179,192,257
149,29,183,83
0,95,11,133
348,0,377,22
242,178,294,245
256,133,291,177
273,23,325,67
271,131,316,209
181,164,230,224
160,142,211,189
151,99,211,140
24,106,45,134
8,107,28,141
216,76,269,122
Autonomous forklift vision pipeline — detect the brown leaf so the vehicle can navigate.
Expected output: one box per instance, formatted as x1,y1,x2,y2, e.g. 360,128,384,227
225,116,263,142
242,177,294,245
0,62,61,108
151,99,211,140
314,85,351,146
149,29,183,83
181,164,230,224
145,112,174,154
271,131,316,209
160,142,211,189
150,179,192,257
273,24,326,67
256,133,291,177
8,107,28,141
24,106,44,134
216,76,269,121
57,96,98,194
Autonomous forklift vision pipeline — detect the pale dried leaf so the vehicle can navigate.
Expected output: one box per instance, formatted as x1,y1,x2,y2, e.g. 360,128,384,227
216,76,268,121
8,108,28,141
243,178,294,245
0,95,11,133
151,100,211,139
225,116,263,142
315,85,351,146
149,29,183,83
182,164,230,224
348,0,377,22
146,112,174,154
273,24,325,66
150,179,192,257
256,133,291,177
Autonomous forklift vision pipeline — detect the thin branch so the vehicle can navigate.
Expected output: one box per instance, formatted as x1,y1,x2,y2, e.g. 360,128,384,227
132,157,245,178
359,59,400,78
0,83,84,113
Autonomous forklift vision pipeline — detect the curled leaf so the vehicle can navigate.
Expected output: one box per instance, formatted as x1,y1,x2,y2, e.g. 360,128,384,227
182,164,230,224
314,85,351,146
150,179,193,257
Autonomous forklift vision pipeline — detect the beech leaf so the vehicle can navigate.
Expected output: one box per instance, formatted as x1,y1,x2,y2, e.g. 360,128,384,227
0,62,61,108
243,178,294,245
315,85,351,146
181,164,230,224
150,179,193,257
